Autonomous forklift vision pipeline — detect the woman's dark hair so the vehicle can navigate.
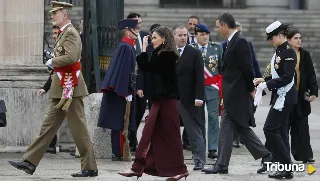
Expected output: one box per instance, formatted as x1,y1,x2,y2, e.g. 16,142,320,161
150,23,161,33
278,24,290,37
287,30,301,39
153,26,178,55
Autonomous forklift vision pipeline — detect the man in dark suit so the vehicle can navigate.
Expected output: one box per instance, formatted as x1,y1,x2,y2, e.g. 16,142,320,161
221,21,263,148
126,13,150,152
186,15,200,45
173,24,205,170
202,13,272,174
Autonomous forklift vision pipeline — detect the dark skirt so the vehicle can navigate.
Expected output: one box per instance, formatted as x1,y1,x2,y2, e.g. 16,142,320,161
131,98,187,177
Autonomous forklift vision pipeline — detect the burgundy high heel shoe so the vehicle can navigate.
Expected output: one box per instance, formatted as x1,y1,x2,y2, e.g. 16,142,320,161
118,171,143,180
166,172,189,181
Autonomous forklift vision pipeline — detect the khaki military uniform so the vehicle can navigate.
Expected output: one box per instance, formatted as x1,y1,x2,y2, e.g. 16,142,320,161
22,24,97,171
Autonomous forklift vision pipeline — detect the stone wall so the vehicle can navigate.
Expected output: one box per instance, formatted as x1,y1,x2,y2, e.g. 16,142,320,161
0,0,49,150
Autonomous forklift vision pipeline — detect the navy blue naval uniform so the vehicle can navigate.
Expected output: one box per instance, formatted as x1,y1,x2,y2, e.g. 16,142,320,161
97,19,138,159
263,40,297,166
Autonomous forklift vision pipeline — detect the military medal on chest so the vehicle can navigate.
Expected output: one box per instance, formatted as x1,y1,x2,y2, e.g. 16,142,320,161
208,55,218,72
275,56,281,70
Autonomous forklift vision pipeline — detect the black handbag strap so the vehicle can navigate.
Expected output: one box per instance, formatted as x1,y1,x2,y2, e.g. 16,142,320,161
0,100,7,113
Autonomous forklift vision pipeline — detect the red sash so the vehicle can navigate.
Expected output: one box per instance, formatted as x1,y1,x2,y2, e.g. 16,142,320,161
54,61,81,86
204,74,223,115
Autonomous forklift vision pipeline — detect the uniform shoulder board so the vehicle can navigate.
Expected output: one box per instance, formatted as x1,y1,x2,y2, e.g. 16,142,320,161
285,58,294,61
211,41,220,45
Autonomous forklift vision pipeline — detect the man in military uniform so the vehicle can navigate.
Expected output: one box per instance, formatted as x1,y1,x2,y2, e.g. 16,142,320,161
8,1,98,177
97,18,138,161
192,24,223,159
254,21,297,179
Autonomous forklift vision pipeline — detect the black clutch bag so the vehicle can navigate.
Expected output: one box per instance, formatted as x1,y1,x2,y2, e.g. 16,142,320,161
304,92,310,101
0,100,7,127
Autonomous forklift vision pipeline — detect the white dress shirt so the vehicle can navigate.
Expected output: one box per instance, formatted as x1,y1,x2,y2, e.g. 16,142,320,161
227,30,238,42
177,45,186,56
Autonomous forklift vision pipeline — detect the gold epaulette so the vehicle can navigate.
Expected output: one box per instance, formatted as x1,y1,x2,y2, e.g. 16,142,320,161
263,63,271,79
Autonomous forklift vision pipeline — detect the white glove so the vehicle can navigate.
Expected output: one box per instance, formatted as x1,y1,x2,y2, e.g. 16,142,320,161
125,95,132,102
257,82,267,90
45,58,53,69
254,88,263,106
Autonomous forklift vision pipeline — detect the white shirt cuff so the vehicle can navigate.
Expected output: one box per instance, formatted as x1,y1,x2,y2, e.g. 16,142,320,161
258,82,267,90
45,58,53,68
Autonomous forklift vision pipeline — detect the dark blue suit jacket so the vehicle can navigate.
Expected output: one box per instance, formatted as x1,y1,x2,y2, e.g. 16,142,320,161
221,40,262,78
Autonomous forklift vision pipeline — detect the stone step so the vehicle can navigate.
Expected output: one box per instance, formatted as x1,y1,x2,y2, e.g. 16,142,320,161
125,7,320,15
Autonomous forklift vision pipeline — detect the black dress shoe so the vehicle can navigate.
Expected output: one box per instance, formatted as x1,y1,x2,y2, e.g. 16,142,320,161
183,144,192,151
202,165,228,174
193,161,204,170
303,158,315,163
233,141,240,148
112,155,123,161
208,150,218,159
8,160,36,175
46,147,56,154
130,147,137,152
257,153,273,173
257,163,267,174
71,170,98,177
268,171,293,179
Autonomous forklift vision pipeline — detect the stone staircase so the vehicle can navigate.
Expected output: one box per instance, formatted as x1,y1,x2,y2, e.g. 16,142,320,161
124,7,320,81
43,5,320,83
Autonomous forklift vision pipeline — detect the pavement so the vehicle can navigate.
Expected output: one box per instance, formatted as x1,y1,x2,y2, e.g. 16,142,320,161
1,91,320,180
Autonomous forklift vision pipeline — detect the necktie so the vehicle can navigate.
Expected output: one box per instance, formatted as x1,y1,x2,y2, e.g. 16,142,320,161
178,48,182,56
135,36,141,55
191,35,195,44
201,46,206,59
58,29,62,35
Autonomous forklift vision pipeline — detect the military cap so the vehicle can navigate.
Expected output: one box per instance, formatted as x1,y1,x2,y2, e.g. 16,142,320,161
118,19,138,29
265,21,289,41
49,1,74,13
195,24,210,34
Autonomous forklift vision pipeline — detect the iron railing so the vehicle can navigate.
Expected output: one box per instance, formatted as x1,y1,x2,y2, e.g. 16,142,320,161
83,0,124,93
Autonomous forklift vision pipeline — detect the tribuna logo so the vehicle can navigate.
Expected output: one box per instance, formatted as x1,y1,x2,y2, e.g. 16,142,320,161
265,162,305,172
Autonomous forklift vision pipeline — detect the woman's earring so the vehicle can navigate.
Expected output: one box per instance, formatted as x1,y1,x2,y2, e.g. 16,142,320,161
162,41,165,44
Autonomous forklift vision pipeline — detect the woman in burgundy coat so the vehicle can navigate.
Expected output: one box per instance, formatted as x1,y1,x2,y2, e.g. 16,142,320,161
118,26,188,181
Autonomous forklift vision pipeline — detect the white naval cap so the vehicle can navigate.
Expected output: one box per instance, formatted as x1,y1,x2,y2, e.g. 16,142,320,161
265,21,289,41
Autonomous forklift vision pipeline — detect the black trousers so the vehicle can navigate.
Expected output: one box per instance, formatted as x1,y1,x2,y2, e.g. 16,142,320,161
264,104,294,164
49,135,57,148
129,96,147,149
288,111,313,161
111,130,123,157
234,104,257,143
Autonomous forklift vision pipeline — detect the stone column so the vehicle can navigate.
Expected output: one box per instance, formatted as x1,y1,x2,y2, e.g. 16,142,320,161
0,0,49,151
0,0,4,62
4,0,44,66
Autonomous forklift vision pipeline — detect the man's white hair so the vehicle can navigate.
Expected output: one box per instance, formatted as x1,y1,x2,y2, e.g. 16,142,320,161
62,9,71,18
